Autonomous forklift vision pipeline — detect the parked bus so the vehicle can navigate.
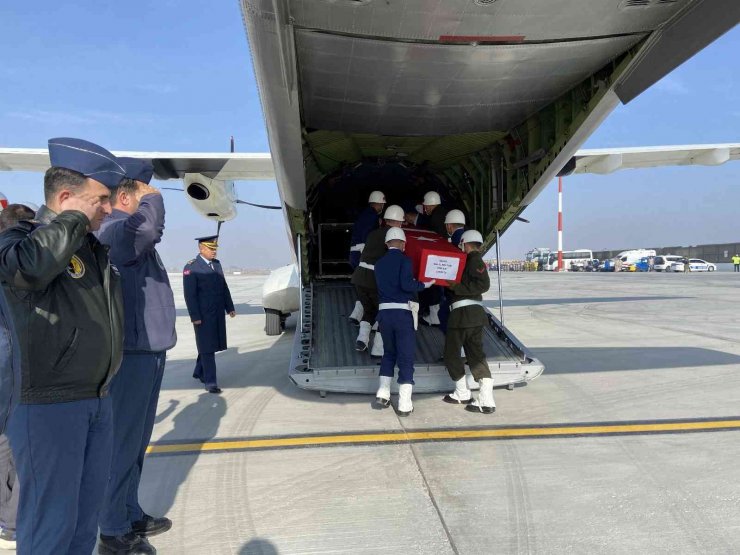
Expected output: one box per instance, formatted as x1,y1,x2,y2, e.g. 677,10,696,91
525,247,551,271
544,250,594,271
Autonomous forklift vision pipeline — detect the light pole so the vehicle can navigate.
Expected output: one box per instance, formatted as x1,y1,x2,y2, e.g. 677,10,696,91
557,176,564,272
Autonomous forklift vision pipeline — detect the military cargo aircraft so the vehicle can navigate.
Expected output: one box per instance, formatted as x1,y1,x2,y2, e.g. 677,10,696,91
1,0,738,395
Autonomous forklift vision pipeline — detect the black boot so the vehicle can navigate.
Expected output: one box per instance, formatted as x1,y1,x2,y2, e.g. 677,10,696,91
99,532,156,554
132,514,173,537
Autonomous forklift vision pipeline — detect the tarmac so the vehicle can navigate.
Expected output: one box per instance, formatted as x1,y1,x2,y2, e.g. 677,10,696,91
140,271,740,554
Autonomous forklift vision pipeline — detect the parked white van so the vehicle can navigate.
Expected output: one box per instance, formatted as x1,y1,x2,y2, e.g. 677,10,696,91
615,249,657,270
654,254,683,272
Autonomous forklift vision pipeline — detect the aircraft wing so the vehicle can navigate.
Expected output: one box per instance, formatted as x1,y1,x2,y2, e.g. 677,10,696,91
561,144,740,176
0,148,275,181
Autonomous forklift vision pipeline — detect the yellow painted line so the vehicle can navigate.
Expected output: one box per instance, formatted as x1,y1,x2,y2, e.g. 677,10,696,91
146,419,740,456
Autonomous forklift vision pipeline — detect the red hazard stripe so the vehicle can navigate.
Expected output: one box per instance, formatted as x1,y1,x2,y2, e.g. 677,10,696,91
439,35,525,44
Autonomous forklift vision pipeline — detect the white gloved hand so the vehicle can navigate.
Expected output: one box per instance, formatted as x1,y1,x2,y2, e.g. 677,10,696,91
423,280,436,289
415,204,423,214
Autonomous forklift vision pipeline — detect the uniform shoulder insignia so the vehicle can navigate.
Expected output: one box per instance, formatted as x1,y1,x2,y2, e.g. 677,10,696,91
186,259,195,265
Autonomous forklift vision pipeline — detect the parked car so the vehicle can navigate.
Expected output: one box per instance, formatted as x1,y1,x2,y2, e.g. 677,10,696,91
654,255,683,272
630,257,650,272
670,258,716,272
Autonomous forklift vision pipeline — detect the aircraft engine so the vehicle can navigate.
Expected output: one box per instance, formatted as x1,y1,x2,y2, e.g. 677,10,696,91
183,173,237,222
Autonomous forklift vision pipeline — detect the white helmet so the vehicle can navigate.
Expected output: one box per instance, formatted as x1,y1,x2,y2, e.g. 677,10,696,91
423,191,441,206
385,227,406,243
460,230,484,245
368,190,386,204
444,209,465,225
383,204,405,222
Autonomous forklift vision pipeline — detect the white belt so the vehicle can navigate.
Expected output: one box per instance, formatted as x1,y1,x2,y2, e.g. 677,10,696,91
350,243,365,253
451,299,483,311
359,262,374,271
379,303,410,311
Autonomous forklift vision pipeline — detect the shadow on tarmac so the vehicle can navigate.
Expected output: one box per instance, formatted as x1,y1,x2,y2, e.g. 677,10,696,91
533,347,740,373
239,539,279,554
483,295,689,308
141,393,226,515
175,302,264,318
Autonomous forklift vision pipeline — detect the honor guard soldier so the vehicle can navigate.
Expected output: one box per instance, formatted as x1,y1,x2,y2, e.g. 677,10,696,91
438,209,467,335
183,236,236,393
351,204,405,356
374,227,435,415
445,209,466,248
97,158,176,553
418,191,447,236
348,190,385,325
0,138,126,554
418,191,446,326
443,230,496,414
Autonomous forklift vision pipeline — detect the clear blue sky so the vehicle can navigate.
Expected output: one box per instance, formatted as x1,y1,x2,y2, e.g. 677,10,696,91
0,2,737,267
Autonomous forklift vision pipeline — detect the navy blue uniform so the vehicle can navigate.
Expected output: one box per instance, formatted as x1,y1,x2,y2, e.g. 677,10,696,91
97,193,177,537
183,257,235,388
349,206,380,269
374,249,426,384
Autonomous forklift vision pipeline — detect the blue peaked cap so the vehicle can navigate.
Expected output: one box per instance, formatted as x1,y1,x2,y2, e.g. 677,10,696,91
118,157,154,184
47,137,126,189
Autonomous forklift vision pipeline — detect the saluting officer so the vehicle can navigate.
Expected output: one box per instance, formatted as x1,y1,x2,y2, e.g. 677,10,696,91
374,227,435,415
348,191,385,325
0,138,125,554
351,204,405,356
443,230,496,414
97,158,176,553
183,236,236,394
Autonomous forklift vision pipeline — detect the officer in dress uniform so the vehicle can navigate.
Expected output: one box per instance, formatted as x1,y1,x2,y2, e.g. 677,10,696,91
348,191,385,325
442,230,496,414
373,227,435,415
0,138,126,554
350,205,405,356
183,236,235,394
97,158,176,554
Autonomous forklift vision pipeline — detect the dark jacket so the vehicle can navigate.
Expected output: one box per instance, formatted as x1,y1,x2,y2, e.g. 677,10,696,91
0,206,124,404
183,256,234,354
447,250,490,328
97,194,177,353
349,206,380,269
420,206,447,237
375,248,426,304
0,288,20,433
350,225,389,290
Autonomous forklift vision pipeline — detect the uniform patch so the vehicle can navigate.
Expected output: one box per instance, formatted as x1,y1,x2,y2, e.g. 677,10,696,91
67,255,85,279
183,269,191,276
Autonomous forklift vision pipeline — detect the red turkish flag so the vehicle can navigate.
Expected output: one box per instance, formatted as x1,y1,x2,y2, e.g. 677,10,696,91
403,228,466,286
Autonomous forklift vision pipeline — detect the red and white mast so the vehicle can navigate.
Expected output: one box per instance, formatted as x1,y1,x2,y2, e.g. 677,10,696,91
557,176,563,272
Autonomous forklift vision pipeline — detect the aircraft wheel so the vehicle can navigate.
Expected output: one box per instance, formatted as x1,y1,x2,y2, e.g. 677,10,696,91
265,309,282,336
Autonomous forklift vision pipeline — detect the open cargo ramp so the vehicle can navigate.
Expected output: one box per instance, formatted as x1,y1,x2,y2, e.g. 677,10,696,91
289,282,544,394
